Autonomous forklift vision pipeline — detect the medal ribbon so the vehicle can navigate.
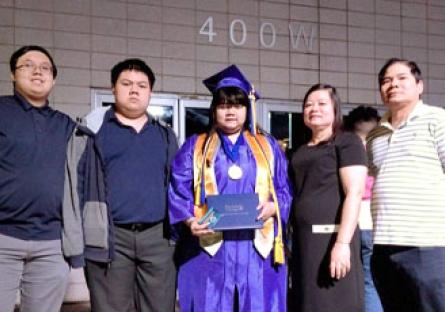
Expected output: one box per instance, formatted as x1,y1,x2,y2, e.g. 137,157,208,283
218,130,244,165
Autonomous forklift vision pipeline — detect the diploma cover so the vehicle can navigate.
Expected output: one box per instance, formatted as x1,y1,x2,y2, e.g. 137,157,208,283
201,193,263,230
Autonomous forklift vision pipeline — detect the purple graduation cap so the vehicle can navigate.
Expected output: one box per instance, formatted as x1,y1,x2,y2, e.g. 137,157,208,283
203,64,260,135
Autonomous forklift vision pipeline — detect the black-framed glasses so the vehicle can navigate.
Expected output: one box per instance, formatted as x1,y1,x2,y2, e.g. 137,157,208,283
15,61,53,75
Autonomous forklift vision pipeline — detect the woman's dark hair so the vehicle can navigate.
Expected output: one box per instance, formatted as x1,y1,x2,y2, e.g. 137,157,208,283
111,58,155,89
301,83,343,143
344,105,380,132
378,58,422,88
208,87,250,131
10,45,57,78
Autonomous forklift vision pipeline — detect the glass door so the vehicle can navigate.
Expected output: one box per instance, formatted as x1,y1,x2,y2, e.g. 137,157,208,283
260,101,303,157
90,89,179,136
178,98,211,144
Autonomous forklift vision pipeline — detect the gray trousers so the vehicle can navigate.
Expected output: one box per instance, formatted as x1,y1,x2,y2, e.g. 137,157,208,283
0,233,69,312
85,222,176,312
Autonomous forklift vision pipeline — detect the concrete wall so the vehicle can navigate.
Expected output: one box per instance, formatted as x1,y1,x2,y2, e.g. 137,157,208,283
1,0,445,119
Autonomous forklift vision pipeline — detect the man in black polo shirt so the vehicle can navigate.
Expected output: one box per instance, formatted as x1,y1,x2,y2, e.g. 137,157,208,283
83,59,177,312
0,46,80,311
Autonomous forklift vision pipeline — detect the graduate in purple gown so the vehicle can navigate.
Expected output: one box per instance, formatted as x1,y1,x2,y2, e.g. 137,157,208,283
168,65,292,312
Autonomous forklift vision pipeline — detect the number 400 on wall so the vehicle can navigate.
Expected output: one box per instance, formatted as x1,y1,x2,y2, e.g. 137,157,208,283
199,16,316,51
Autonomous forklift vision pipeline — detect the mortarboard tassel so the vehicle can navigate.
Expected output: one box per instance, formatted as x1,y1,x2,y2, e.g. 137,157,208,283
249,84,257,136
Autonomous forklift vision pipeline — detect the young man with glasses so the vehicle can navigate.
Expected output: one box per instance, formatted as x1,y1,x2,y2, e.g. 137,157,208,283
0,45,83,312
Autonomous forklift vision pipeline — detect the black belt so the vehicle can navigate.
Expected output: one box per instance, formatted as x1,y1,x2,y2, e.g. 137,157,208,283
115,221,162,232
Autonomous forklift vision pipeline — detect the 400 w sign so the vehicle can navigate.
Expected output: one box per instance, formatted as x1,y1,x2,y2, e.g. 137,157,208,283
199,16,317,52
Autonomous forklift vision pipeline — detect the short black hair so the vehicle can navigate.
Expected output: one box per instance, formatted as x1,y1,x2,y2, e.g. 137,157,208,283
111,58,155,89
10,45,57,78
378,58,422,88
302,83,343,142
344,105,380,132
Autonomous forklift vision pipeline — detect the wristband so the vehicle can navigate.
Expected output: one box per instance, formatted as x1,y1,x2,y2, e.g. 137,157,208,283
335,240,350,245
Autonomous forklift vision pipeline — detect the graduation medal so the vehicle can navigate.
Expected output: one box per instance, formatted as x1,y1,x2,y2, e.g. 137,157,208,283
219,131,244,180
228,164,243,180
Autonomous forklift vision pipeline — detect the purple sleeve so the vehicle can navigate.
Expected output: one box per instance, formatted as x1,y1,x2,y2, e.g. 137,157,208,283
268,136,293,225
168,136,198,225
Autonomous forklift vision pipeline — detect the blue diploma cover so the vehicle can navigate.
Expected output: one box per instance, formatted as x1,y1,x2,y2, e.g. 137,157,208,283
200,193,263,230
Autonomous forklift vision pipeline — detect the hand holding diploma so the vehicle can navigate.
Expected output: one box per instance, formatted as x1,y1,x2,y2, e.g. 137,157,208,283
185,217,215,237
256,201,276,221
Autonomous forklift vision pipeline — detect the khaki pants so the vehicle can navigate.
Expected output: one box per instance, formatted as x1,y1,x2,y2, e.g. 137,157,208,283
0,233,69,312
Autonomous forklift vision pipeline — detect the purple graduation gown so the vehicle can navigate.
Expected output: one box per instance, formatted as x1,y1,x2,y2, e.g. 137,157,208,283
168,133,292,312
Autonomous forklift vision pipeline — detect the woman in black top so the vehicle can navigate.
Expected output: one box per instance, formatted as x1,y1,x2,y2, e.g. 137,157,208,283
289,84,367,312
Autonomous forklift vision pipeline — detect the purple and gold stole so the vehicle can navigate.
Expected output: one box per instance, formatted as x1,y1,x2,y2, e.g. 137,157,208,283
193,130,284,264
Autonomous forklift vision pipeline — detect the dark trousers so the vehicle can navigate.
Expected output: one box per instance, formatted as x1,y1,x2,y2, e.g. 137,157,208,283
371,245,445,312
85,222,176,312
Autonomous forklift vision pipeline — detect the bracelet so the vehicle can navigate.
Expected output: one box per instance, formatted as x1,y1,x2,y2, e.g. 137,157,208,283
335,240,350,245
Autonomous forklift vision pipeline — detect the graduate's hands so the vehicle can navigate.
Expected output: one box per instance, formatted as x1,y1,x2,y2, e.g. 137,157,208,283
185,217,215,237
329,242,351,280
256,201,276,221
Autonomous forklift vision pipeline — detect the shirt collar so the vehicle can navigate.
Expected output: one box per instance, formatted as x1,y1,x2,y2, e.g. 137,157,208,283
105,108,118,123
14,91,52,116
380,100,424,130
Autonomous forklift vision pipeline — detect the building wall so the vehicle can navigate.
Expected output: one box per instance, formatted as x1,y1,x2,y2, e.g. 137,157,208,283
0,0,445,119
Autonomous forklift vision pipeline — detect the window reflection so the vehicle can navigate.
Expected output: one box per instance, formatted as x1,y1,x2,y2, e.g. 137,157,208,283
149,105,173,127
269,111,309,157
185,107,210,138
101,102,173,128
269,111,291,152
